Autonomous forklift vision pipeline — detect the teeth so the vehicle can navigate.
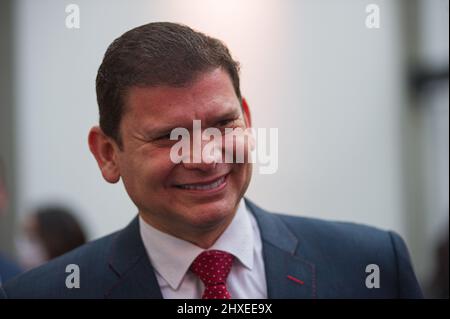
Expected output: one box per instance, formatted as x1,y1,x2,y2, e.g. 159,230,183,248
179,176,225,191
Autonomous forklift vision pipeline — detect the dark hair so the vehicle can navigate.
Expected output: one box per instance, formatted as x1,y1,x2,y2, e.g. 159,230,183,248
96,22,241,147
34,206,87,259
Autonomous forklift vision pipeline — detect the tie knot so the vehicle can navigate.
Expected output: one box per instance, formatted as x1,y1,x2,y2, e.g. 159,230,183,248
190,250,234,286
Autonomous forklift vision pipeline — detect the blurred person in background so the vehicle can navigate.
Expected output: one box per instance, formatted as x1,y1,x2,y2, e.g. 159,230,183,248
0,158,22,284
427,221,449,299
15,205,87,271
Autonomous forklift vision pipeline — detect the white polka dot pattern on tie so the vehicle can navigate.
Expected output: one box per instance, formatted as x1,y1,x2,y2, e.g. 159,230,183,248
190,250,234,299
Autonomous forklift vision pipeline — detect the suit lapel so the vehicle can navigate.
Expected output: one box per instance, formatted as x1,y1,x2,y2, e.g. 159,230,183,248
103,200,316,299
245,199,316,299
105,217,163,299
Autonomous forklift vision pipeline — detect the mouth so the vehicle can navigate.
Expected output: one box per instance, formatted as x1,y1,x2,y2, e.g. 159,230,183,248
174,174,229,193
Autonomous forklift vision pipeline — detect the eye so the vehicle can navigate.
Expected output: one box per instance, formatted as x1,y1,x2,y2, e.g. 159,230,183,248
217,118,235,127
155,133,171,141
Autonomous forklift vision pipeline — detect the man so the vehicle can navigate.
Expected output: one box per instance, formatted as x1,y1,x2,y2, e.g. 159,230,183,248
0,22,422,298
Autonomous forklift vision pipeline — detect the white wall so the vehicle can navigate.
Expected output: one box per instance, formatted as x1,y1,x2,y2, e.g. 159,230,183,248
14,0,410,248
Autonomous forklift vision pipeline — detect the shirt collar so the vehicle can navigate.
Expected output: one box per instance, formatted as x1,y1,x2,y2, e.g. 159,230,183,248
138,199,254,290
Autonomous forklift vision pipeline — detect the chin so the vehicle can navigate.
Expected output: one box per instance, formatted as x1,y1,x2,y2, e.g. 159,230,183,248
183,199,237,228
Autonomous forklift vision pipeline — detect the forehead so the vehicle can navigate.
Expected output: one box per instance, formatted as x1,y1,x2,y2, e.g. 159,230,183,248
123,68,240,129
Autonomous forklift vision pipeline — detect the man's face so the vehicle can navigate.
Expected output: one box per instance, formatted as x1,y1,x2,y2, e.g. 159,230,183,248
115,68,252,239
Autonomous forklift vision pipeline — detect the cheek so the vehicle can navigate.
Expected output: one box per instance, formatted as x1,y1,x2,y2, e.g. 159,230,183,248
228,163,252,201
120,148,176,191
223,129,254,163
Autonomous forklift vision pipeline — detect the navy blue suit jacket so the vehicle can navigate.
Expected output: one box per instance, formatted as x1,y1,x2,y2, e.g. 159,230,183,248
0,254,22,285
0,199,423,298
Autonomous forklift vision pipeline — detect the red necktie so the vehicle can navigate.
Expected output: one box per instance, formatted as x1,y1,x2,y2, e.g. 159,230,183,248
190,250,234,299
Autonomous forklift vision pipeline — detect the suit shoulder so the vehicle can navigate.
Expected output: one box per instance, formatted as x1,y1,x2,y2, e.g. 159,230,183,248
279,213,391,239
244,196,424,297
247,198,391,240
2,230,119,298
272,212,399,257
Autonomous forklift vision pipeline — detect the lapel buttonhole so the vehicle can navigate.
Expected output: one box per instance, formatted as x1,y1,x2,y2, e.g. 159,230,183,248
287,275,304,285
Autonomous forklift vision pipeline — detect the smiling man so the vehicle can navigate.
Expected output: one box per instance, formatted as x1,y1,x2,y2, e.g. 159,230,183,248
1,22,422,299
98,68,253,250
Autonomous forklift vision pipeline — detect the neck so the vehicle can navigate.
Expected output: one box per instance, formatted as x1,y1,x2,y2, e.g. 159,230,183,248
140,210,237,249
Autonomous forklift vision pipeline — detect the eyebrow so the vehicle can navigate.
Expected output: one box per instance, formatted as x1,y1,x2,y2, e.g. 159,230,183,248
206,108,242,126
145,108,242,138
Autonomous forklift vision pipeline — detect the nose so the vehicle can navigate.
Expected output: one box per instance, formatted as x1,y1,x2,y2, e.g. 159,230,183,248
182,160,216,172
181,138,222,172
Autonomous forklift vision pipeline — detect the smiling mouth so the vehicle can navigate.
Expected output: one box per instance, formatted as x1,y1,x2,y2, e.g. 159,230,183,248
175,174,228,191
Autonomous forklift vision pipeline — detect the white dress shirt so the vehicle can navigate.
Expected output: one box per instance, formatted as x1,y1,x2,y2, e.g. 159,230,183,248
139,199,268,299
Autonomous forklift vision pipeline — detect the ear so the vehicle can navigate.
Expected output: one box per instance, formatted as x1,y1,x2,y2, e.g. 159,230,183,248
241,97,256,151
241,97,252,128
88,126,121,183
